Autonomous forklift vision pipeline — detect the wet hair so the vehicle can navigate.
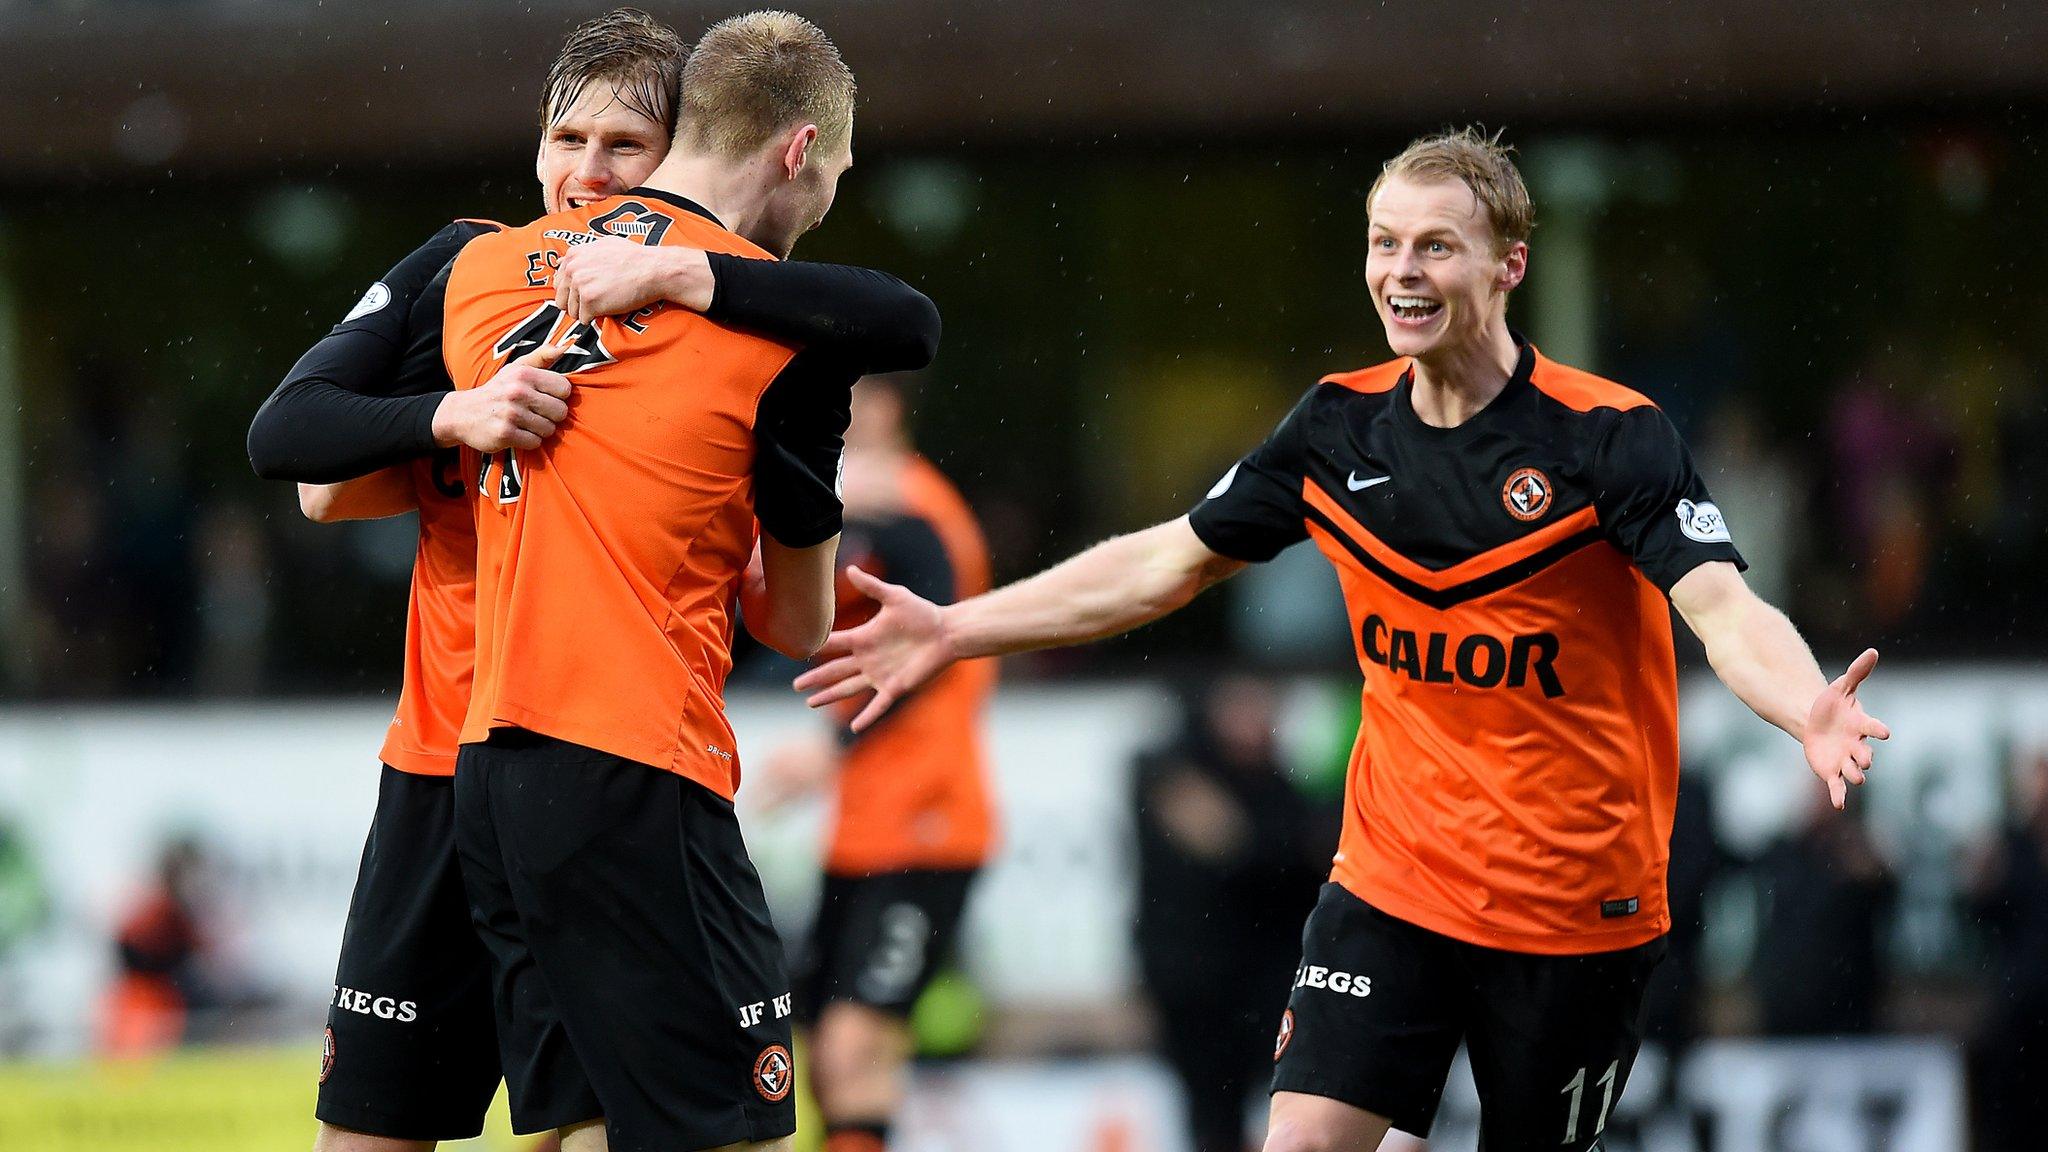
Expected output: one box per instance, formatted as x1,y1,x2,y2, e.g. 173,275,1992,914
539,8,688,135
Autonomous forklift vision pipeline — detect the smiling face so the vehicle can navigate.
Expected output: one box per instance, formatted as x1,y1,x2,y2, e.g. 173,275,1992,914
1365,174,1527,360
535,79,670,214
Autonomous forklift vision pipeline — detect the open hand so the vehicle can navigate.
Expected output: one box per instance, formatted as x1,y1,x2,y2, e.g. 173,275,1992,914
792,566,953,732
1804,648,1892,810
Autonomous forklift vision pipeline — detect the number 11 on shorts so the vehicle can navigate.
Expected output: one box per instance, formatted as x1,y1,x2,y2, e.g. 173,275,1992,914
1561,1059,1618,1144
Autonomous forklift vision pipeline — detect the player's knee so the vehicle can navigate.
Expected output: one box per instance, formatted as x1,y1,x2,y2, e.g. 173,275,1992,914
814,1004,901,1075
311,1124,432,1152
556,1116,607,1152
811,1002,911,1114
698,1139,791,1152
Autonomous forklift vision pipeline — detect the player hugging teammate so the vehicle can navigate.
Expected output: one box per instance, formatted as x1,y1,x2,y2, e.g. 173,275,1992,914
801,128,1891,1152
253,10,935,1152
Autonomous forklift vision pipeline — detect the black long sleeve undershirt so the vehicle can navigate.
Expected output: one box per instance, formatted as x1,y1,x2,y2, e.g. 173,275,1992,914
247,336,445,483
247,220,487,484
705,252,941,375
249,233,940,485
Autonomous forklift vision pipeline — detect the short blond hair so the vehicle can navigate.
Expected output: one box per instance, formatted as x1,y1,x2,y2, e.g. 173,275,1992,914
539,8,688,135
678,11,856,158
1370,127,1534,254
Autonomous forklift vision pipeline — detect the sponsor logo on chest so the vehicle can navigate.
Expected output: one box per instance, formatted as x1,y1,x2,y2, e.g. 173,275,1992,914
1360,613,1566,698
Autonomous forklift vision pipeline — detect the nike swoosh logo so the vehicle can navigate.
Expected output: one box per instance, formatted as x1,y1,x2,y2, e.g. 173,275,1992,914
1347,472,1391,491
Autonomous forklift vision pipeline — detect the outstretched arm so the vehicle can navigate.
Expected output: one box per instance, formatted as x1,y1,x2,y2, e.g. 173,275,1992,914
795,516,1245,731
553,237,941,372
1671,560,1891,809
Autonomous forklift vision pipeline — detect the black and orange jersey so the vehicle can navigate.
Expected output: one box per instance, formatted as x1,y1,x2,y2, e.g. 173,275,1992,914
379,444,479,776
1189,337,1744,955
442,189,849,800
258,219,501,776
826,456,997,874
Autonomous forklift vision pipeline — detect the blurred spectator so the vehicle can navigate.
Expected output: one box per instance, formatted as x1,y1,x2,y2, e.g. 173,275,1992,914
1641,774,1727,1074
0,813,49,1054
192,501,273,695
98,836,215,1056
1132,674,1335,1152
1602,251,1747,440
1692,398,1800,607
25,350,204,696
1749,790,1897,1036
26,467,125,695
1227,543,1353,669
1962,749,2048,1152
1822,347,1954,634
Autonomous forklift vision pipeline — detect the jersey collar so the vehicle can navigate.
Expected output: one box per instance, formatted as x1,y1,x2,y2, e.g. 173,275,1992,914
626,186,725,230
1393,332,1536,439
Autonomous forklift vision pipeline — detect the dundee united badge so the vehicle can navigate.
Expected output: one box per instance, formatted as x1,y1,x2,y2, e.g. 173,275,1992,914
753,1044,794,1102
1502,467,1553,521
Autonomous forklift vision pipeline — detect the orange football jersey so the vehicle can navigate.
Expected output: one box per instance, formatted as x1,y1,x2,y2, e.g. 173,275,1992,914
377,447,477,776
293,217,502,778
442,190,814,799
827,456,998,874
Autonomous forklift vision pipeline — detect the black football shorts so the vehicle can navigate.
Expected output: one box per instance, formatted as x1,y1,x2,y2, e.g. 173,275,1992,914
454,729,797,1151
795,867,978,1020
1271,883,1665,1150
318,764,591,1140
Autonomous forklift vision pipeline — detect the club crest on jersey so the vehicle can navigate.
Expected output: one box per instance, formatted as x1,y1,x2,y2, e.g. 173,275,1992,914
320,1027,335,1083
1502,467,1553,521
753,1044,794,1102
1273,1009,1295,1061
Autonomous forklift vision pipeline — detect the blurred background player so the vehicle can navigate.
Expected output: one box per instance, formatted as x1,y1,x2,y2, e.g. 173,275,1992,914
1750,786,1898,1037
1131,674,1334,1152
795,127,1892,1152
753,376,996,1152
98,836,224,1057
246,10,938,1151
442,12,896,1150
1964,747,2048,1152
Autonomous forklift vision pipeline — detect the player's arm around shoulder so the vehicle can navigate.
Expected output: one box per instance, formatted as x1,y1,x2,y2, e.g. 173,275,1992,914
553,235,940,372
1671,562,1891,809
298,466,419,524
248,220,497,483
552,235,714,322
